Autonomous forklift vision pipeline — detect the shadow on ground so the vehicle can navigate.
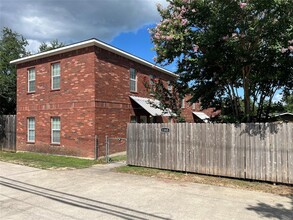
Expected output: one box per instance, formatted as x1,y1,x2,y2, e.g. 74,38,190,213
246,193,293,220
0,176,171,220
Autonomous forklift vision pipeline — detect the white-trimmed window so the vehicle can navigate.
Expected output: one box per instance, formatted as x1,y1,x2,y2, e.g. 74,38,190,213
149,74,155,86
181,99,185,108
130,68,137,92
27,117,35,142
167,81,173,93
51,63,60,90
192,103,196,110
51,117,60,144
28,68,35,92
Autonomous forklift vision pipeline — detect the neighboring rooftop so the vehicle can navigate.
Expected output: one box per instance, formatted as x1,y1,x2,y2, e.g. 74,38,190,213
10,38,177,77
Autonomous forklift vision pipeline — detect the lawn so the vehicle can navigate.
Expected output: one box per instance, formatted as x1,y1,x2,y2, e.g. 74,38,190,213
0,151,126,169
114,165,293,196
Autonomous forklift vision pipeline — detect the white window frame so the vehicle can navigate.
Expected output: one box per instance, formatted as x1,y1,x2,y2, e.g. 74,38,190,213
181,99,185,108
149,74,155,86
167,81,173,93
27,117,35,142
51,63,60,90
192,103,196,110
51,117,61,144
28,68,35,93
130,68,137,92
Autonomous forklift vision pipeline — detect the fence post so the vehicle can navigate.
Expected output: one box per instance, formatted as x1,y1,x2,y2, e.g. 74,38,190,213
105,135,109,163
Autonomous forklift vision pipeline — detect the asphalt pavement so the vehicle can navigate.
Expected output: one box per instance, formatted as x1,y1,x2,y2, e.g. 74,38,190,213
0,161,292,220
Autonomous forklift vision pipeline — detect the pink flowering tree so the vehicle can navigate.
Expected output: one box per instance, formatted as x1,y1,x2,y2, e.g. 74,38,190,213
150,0,293,122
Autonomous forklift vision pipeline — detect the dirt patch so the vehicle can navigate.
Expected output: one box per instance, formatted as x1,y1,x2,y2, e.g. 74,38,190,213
114,165,293,196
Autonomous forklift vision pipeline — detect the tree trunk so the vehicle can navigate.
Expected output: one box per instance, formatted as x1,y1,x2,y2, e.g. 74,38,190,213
243,66,251,122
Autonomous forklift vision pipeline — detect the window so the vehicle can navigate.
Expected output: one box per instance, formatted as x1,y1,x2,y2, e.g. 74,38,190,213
51,117,60,144
28,68,35,92
149,74,155,86
51,63,60,90
130,116,138,123
192,103,196,110
130,68,137,92
167,81,173,93
140,116,148,123
181,99,185,108
27,117,35,142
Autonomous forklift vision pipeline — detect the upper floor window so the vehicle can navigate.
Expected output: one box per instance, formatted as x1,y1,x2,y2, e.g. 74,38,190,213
28,68,35,93
149,74,155,86
167,81,173,93
130,68,137,92
27,117,35,142
51,63,60,90
181,99,185,108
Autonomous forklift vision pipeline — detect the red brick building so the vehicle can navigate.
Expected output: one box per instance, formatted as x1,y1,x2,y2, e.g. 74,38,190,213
11,38,213,158
10,39,180,158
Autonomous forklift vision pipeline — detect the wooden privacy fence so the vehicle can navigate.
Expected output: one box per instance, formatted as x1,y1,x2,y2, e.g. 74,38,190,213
0,115,16,151
127,123,293,184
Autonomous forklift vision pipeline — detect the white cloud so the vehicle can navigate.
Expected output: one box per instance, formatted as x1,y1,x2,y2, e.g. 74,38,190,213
1,0,167,46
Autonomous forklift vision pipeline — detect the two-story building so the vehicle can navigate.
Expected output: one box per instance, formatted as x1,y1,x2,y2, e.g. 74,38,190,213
10,39,195,158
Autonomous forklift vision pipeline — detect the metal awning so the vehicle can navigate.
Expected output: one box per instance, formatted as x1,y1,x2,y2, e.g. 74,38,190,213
193,112,210,123
130,96,173,117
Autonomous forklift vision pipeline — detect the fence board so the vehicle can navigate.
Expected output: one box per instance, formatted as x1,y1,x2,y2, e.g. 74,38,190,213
0,115,16,151
127,122,293,184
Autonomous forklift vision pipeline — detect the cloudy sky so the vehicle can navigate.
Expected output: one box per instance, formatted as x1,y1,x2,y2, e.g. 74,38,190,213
0,0,173,69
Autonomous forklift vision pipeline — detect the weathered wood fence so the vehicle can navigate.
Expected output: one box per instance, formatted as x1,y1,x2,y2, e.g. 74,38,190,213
127,123,293,184
0,115,16,151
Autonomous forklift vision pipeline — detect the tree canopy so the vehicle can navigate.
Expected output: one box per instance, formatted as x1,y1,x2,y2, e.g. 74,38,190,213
150,0,293,122
39,39,65,52
0,27,28,114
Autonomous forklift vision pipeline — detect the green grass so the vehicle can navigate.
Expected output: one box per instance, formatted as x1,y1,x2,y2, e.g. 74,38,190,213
0,151,99,169
114,165,293,196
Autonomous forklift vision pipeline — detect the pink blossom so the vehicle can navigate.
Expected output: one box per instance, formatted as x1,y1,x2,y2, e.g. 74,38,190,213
181,19,188,26
222,35,229,41
281,48,288,53
154,33,161,40
192,9,196,13
166,35,174,41
288,46,293,52
240,2,247,9
232,33,237,38
288,40,293,44
193,44,199,52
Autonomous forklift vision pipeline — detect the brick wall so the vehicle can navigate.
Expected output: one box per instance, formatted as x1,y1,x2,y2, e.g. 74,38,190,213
16,45,175,158
94,47,173,156
17,47,97,158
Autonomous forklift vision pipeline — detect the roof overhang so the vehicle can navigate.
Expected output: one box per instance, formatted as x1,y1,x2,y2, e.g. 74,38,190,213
130,96,174,117
10,38,177,78
193,112,210,123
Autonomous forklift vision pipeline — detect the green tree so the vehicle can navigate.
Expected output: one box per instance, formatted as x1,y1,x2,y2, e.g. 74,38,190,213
150,0,293,122
0,27,28,114
39,39,65,52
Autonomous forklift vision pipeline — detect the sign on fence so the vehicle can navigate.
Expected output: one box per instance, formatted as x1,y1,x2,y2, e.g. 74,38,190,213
127,123,293,184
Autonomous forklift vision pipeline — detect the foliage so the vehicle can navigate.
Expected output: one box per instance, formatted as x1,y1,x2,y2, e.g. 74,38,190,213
0,27,28,114
150,0,293,122
39,39,65,52
143,77,186,122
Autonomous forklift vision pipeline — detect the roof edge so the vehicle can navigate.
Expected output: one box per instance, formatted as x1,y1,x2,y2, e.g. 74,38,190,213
10,38,177,78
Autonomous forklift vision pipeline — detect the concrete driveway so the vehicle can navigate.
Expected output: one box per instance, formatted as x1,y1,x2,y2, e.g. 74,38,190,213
0,161,292,220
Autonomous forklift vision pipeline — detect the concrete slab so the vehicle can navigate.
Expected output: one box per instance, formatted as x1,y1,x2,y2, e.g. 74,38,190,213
0,161,292,220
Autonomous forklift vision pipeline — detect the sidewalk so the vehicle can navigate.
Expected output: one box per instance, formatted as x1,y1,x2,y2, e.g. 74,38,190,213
0,161,292,220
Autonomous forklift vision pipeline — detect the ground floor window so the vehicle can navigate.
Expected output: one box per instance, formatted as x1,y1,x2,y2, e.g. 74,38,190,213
27,117,35,142
51,117,60,144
